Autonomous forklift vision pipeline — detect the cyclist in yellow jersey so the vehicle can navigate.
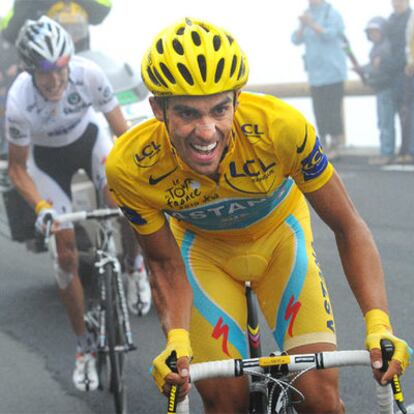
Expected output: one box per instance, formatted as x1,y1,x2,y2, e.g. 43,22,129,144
106,17,411,413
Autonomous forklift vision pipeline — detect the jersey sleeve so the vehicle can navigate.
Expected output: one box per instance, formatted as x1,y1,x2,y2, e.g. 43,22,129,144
5,92,31,146
106,141,167,235
83,59,118,114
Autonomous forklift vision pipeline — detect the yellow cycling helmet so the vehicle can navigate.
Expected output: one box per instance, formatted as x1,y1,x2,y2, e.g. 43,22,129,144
141,17,249,96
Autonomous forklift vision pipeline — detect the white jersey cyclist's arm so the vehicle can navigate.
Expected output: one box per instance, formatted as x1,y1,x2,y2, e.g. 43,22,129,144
8,143,43,209
105,105,128,138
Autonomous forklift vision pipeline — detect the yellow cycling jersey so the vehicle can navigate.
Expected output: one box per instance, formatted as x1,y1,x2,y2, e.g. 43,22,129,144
106,92,334,239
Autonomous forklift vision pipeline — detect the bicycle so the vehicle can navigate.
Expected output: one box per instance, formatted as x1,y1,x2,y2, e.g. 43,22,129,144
44,207,136,414
166,282,407,414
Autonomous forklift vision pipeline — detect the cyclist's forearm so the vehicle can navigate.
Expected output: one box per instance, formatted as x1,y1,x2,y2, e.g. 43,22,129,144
148,258,193,334
335,220,389,315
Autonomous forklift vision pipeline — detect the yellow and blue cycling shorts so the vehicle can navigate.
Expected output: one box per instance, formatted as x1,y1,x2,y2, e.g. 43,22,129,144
171,199,336,363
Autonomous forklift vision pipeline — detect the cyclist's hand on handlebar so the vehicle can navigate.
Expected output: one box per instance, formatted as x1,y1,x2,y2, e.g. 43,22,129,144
34,200,59,235
152,329,193,398
365,309,412,384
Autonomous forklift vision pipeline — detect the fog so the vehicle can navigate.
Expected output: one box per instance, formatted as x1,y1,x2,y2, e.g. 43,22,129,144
0,0,402,148
88,0,394,84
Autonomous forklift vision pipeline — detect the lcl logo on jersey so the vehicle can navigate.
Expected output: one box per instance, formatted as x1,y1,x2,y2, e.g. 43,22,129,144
229,159,276,178
134,141,161,168
301,137,328,181
240,123,264,138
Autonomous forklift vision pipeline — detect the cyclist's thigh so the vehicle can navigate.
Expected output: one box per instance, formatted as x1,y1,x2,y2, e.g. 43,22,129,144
196,377,249,414
285,342,343,414
27,156,73,230
255,208,336,352
173,229,249,362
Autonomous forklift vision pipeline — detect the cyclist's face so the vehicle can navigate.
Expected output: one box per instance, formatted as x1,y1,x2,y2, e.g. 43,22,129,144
151,92,237,179
34,66,69,101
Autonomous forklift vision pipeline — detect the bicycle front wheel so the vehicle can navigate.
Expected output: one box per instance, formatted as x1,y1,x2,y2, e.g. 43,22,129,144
104,263,127,414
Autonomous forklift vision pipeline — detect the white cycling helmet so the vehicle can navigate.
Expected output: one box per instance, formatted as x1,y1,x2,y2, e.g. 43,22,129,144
16,15,74,72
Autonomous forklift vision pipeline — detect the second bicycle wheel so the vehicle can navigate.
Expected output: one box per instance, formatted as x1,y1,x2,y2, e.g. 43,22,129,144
104,263,127,414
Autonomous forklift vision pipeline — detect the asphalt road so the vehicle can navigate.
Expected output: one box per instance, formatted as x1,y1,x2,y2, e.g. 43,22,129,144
0,155,413,414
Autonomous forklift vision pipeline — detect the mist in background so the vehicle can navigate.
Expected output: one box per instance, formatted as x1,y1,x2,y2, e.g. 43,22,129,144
0,0,400,148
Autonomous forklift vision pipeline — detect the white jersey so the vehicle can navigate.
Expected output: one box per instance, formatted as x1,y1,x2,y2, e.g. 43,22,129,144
6,55,118,148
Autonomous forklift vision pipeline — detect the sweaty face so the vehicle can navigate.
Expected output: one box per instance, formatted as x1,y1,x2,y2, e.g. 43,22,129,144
34,66,69,101
153,92,236,179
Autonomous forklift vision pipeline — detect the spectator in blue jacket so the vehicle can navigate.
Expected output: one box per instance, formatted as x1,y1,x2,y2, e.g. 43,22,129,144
291,0,347,160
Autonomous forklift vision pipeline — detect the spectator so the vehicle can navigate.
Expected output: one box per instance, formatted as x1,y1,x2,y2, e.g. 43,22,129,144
291,0,347,160
358,17,395,165
1,0,112,53
0,23,19,158
386,0,414,164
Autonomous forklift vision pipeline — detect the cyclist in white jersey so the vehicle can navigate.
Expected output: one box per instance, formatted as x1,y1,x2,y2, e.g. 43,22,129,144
5,16,151,391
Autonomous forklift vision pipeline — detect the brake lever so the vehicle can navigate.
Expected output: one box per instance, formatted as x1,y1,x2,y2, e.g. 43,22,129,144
166,351,179,414
380,339,407,414
43,214,54,248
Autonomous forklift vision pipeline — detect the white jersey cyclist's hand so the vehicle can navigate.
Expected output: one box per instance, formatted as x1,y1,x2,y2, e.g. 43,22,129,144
35,200,58,235
152,329,192,399
365,309,412,384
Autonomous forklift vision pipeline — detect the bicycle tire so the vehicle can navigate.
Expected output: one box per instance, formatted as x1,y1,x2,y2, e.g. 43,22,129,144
83,261,107,391
104,263,127,414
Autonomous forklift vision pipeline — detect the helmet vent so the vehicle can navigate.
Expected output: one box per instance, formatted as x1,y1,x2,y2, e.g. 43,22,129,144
45,36,54,56
156,39,164,54
237,59,245,80
215,58,224,83
153,67,168,87
226,35,234,45
160,62,176,84
197,55,207,81
230,55,237,77
191,31,201,46
213,35,221,51
173,39,184,55
176,27,185,35
177,63,194,85
147,67,161,86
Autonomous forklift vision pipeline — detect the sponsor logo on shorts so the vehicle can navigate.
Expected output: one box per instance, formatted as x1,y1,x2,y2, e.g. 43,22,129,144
284,295,301,337
8,125,25,140
212,316,230,356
